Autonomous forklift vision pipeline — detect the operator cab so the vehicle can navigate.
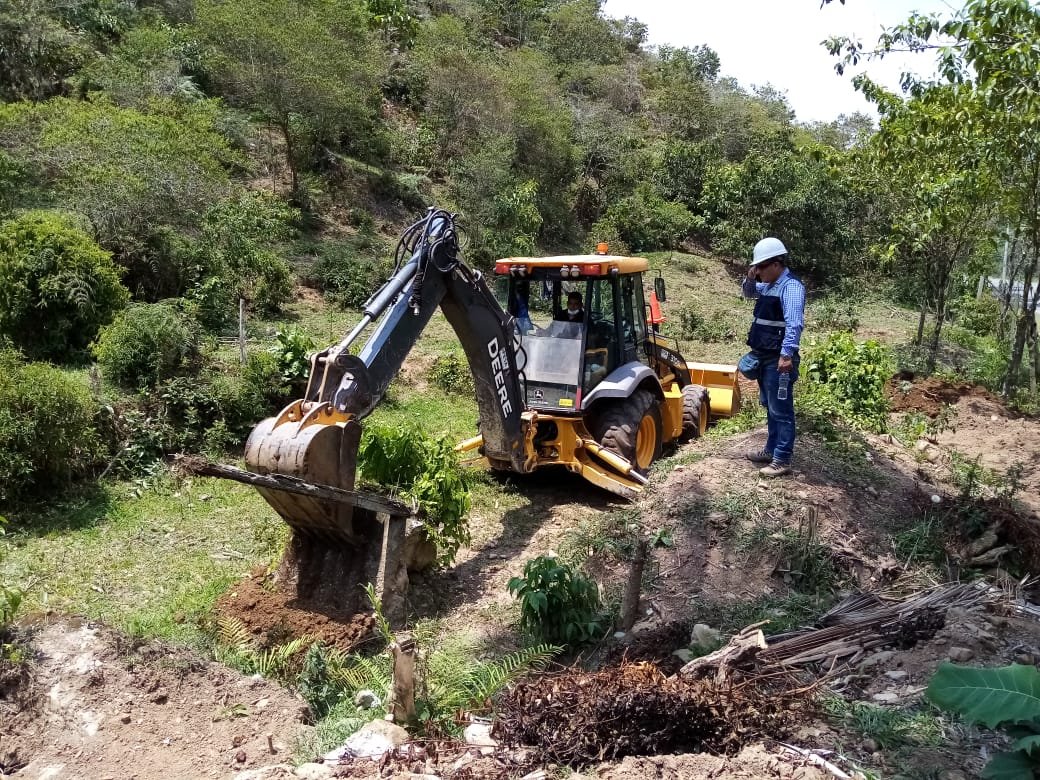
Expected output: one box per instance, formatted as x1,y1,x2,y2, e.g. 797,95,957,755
493,254,651,413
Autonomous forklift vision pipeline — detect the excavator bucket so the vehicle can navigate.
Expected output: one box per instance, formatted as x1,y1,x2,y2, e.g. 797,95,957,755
244,400,362,543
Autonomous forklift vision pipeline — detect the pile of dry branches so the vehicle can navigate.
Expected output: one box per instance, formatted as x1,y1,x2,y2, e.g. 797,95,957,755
494,662,807,767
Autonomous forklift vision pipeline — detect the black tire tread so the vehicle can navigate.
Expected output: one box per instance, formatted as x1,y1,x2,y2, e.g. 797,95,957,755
591,388,663,473
680,384,711,441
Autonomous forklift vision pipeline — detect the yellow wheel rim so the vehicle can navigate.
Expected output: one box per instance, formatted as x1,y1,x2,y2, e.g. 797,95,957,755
635,415,657,469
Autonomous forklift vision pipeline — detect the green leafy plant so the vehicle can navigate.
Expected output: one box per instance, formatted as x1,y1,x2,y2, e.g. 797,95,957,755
358,423,471,564
804,332,892,432
0,210,129,362
927,663,1040,779
508,555,604,646
269,330,316,387
215,615,311,682
94,302,199,389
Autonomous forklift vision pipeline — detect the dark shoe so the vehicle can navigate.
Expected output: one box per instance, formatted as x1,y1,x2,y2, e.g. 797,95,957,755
746,450,773,464
760,461,792,478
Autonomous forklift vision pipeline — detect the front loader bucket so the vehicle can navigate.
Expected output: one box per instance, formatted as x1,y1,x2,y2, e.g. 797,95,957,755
244,400,362,543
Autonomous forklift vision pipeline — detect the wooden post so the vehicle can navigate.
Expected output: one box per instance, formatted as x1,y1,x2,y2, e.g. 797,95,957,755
238,298,247,365
388,633,416,725
619,538,648,631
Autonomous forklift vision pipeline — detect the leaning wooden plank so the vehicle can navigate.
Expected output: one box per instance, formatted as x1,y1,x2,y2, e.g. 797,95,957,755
177,457,413,518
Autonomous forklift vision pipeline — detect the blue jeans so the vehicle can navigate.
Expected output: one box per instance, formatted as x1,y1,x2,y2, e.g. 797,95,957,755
758,356,798,464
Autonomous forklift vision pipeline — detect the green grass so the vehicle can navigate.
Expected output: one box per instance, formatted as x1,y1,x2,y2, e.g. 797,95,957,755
823,696,945,750
699,591,834,635
1,473,271,648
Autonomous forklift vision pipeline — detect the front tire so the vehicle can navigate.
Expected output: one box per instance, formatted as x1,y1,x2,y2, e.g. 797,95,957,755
591,389,663,474
680,384,711,441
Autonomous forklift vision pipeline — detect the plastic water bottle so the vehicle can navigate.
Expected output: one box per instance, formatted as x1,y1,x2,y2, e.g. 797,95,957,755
777,372,790,401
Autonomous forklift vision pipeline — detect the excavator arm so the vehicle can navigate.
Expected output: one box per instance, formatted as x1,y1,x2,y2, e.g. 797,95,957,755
244,209,527,540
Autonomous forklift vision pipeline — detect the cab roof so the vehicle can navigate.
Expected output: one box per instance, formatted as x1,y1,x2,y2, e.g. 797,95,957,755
494,255,649,274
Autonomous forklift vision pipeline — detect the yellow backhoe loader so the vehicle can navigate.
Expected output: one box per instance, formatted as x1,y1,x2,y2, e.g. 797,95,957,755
238,208,739,545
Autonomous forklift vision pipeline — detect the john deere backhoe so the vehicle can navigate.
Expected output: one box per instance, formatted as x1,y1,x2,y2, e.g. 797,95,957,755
241,208,740,543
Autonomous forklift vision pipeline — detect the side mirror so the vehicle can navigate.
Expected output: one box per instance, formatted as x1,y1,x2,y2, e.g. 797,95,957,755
654,276,667,303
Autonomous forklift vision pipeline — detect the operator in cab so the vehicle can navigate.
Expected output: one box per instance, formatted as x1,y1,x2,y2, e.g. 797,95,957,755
555,291,585,323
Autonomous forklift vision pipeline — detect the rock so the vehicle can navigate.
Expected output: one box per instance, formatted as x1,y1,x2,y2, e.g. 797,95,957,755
915,439,930,452
463,723,496,747
884,670,908,681
613,631,626,639
118,712,132,724
691,623,721,651
866,485,879,497
861,738,878,752
939,770,969,780
295,764,334,780
1015,653,1035,665
233,765,296,780
325,719,410,761
872,692,900,704
673,648,694,662
860,651,895,669
150,690,169,705
354,689,382,709
948,647,975,662
235,750,248,763
925,448,941,463
931,494,942,504
968,529,1000,557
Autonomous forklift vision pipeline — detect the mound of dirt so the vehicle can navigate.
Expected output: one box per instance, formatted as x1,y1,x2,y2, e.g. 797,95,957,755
0,616,311,779
886,375,999,417
217,568,375,652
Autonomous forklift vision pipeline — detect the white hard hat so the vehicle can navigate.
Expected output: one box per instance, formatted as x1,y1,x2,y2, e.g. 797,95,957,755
751,237,788,266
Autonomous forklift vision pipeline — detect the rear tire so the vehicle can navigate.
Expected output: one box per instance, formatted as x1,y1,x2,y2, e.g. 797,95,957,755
680,384,711,441
591,389,663,474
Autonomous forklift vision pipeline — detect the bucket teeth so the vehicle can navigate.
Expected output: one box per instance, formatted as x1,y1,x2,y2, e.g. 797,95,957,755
244,402,361,543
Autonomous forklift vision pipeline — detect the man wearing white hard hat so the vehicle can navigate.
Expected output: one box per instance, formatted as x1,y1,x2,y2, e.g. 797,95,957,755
740,237,805,477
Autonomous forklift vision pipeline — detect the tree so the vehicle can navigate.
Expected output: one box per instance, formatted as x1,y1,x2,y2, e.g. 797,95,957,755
867,86,1000,371
826,0,1040,391
194,0,386,201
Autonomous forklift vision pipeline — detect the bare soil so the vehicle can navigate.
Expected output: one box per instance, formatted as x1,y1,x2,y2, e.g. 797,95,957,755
0,617,311,780
216,568,376,653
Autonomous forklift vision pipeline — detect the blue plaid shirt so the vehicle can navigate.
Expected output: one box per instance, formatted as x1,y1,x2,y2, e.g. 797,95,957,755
741,268,805,357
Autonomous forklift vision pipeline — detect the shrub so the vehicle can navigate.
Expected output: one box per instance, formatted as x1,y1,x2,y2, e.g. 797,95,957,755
94,302,199,389
430,352,474,395
675,303,736,342
952,294,1000,336
357,423,471,565
591,185,695,252
0,211,129,361
244,350,294,408
0,349,104,503
309,237,392,309
803,332,891,432
508,555,604,646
